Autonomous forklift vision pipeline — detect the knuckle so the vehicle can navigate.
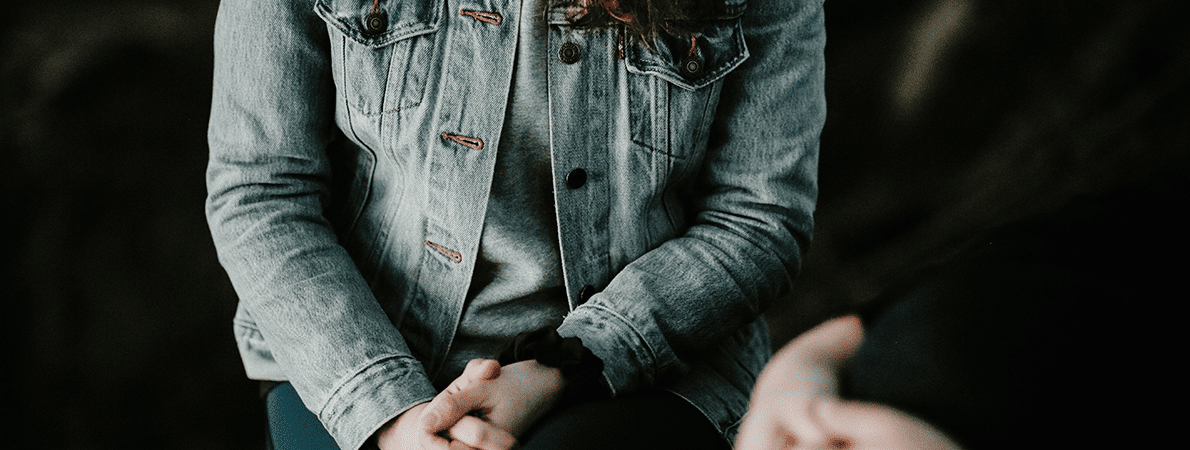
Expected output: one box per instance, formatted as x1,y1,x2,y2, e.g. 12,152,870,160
458,417,488,442
438,396,461,415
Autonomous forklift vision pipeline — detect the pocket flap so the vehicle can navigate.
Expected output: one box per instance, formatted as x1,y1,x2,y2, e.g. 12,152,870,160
315,0,443,48
626,21,748,90
625,0,749,90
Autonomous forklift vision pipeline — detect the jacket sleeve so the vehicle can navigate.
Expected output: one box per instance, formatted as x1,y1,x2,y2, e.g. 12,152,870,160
557,0,824,396
204,1,435,448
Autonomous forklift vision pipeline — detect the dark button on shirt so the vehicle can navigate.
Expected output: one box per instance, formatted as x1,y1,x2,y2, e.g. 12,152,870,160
565,168,587,189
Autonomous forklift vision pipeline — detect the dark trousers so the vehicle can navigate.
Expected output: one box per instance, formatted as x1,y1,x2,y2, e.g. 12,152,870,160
264,382,729,450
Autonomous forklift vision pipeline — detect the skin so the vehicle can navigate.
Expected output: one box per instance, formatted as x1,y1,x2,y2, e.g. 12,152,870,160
735,316,964,450
375,403,440,450
376,359,565,450
381,315,961,450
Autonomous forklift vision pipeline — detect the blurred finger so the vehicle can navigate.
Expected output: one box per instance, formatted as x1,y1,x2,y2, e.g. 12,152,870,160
789,315,865,368
734,408,792,450
735,400,828,450
816,399,963,450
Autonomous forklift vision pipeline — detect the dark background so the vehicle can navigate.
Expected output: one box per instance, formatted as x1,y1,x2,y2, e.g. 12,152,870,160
3,0,1186,448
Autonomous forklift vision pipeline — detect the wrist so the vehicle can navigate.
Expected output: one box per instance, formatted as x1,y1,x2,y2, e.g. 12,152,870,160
496,327,608,405
372,402,428,450
526,359,567,392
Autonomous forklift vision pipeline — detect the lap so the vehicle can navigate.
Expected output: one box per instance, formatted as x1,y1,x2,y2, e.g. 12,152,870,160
264,383,727,450
520,389,729,450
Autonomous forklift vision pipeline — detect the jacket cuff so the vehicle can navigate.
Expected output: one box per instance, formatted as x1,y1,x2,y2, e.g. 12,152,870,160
317,355,436,450
556,300,682,397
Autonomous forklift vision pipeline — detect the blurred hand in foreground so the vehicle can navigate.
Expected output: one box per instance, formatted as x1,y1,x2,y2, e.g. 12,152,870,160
735,315,962,450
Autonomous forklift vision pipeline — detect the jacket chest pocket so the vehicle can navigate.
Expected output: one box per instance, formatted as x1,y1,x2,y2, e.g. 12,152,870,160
625,8,749,163
316,0,442,116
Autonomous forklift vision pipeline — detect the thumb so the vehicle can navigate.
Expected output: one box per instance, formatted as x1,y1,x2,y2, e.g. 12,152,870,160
810,315,865,366
778,315,864,370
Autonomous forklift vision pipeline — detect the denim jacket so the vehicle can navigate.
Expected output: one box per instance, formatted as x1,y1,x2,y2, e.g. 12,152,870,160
206,0,824,448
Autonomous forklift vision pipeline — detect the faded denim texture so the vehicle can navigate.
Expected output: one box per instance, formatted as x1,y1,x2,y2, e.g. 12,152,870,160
205,0,824,448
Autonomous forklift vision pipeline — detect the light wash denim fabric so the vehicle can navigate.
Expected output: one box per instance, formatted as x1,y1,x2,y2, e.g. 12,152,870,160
205,0,824,448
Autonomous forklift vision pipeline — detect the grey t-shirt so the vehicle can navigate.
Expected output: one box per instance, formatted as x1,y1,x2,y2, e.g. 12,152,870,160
437,0,569,386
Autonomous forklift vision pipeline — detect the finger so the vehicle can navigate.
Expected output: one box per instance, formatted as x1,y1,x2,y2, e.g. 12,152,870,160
448,415,518,450
735,398,829,450
810,315,864,364
464,359,502,380
445,359,502,394
419,388,488,448
420,424,480,450
734,408,795,450
417,426,454,450
815,399,963,450
449,441,479,450
815,399,889,440
780,315,865,369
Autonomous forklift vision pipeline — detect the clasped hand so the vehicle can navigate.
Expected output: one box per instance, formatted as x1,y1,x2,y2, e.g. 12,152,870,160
376,359,565,450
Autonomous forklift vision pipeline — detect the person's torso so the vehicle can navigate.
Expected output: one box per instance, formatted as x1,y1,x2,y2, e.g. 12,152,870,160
313,0,753,377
